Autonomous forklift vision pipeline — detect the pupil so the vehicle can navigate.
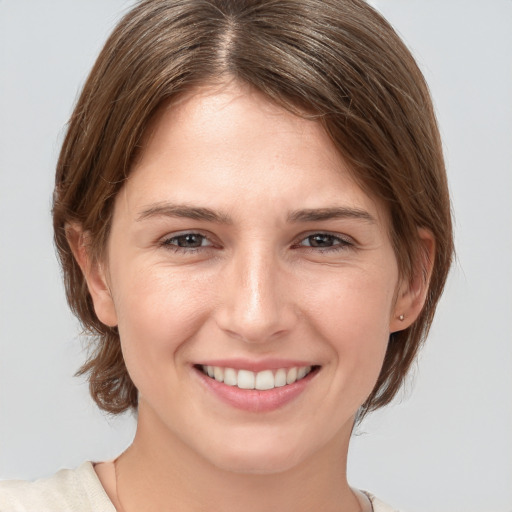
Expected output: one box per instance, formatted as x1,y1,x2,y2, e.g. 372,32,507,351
178,234,202,247
310,235,332,247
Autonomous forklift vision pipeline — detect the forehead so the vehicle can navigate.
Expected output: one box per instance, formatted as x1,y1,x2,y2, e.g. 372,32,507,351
139,82,340,170
121,81,388,226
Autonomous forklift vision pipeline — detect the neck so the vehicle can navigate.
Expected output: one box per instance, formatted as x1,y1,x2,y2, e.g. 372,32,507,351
114,403,360,512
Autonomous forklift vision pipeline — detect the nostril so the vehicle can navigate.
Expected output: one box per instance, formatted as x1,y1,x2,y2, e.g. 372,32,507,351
212,259,298,343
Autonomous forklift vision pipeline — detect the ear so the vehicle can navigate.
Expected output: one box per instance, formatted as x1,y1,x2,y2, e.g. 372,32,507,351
66,223,118,327
390,228,435,333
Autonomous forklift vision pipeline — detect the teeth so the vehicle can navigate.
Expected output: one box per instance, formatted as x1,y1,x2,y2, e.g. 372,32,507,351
224,368,237,386
274,368,287,387
237,369,255,389
200,365,313,390
286,367,297,384
255,370,274,390
214,366,224,382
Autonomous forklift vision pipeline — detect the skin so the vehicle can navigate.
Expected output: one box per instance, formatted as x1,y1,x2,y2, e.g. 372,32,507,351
72,81,432,512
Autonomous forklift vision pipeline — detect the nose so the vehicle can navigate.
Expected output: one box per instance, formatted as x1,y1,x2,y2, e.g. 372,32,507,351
214,246,297,344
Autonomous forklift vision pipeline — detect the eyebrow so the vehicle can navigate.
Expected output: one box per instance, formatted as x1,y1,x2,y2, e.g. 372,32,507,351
136,203,375,225
136,203,232,224
287,207,376,224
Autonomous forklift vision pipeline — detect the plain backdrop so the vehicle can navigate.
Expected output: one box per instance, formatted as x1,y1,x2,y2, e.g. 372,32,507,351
1,1,511,511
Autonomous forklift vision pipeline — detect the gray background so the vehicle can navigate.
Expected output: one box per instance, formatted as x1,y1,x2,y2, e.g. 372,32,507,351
1,1,511,511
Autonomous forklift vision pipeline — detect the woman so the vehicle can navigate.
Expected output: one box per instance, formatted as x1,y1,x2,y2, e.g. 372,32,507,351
0,0,453,510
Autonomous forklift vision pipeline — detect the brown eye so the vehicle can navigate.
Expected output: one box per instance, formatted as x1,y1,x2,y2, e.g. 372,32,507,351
164,233,209,248
305,234,337,247
297,233,353,251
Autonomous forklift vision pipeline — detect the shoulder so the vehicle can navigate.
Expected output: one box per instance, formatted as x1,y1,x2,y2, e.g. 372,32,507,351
364,491,404,512
0,462,115,512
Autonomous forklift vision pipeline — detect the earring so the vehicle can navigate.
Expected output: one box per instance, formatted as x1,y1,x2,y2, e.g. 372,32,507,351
398,314,404,321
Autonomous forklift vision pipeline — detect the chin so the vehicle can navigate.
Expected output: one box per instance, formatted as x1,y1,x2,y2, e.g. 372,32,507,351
198,428,318,475
211,447,305,475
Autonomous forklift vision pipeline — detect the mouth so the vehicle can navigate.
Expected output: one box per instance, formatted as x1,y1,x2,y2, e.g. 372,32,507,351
196,364,319,391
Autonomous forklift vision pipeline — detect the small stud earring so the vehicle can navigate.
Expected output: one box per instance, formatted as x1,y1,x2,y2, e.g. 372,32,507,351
398,314,404,321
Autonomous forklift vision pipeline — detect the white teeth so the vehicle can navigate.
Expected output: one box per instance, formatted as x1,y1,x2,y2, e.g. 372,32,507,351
201,365,314,390
286,367,297,384
224,368,237,386
297,367,306,380
237,370,255,389
214,366,224,382
255,370,274,390
274,368,287,387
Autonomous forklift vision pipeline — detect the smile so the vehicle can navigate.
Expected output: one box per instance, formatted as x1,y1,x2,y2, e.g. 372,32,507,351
199,365,314,390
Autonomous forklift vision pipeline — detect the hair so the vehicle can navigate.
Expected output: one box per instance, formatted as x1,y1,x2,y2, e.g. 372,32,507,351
53,0,453,417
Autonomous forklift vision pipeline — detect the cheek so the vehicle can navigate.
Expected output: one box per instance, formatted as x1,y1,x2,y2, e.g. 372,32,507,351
110,263,215,380
303,264,396,336
301,266,396,386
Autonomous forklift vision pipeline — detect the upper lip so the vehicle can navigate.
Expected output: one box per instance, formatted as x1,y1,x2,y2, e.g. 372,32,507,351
194,358,318,372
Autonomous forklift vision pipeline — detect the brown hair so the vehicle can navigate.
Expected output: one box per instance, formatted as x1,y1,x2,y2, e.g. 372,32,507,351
53,0,453,417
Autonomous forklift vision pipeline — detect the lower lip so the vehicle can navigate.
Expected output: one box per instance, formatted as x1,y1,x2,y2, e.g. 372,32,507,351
194,367,317,413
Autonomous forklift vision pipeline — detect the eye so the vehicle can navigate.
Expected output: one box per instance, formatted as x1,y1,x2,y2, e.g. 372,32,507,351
295,233,354,252
162,233,212,249
302,234,337,248
299,233,351,249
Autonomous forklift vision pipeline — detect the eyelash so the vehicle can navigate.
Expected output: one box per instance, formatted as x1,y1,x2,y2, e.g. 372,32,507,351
160,232,214,253
293,233,354,253
159,231,354,255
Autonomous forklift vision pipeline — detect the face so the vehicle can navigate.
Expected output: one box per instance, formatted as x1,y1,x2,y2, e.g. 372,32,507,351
87,82,413,474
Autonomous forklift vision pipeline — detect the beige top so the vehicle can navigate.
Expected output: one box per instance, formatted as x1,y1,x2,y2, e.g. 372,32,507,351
0,462,398,512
